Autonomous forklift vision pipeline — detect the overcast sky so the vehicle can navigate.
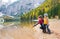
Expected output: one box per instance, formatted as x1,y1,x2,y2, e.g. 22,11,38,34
1,0,17,4
1,0,45,4
2,0,17,3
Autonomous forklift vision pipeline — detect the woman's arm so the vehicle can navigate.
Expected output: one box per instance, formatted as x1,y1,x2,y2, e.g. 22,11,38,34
33,22,38,27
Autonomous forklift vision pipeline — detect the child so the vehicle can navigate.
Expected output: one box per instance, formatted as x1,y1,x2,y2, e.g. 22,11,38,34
43,14,51,34
34,15,44,29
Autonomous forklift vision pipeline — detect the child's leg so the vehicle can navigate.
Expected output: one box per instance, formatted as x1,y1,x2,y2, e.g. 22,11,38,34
42,24,46,33
46,25,51,34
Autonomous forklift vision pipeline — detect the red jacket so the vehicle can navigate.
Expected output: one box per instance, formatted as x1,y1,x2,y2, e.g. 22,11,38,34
38,18,44,24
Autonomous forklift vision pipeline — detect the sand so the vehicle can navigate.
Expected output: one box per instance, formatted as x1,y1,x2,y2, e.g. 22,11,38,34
0,19,60,39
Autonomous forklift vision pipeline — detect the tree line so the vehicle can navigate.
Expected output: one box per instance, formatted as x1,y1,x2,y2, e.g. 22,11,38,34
21,0,60,21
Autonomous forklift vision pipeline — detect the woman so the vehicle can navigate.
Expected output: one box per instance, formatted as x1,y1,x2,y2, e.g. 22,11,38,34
34,15,44,30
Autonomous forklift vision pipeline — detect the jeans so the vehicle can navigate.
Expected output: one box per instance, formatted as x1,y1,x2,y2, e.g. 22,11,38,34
43,24,51,34
40,24,44,29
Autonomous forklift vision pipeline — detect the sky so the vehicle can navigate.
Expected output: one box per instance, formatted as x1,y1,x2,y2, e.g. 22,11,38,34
1,0,17,4
0,0,45,7
1,0,45,4
2,0,17,3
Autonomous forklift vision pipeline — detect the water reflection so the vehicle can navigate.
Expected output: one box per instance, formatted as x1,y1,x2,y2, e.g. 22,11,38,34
3,21,36,28
3,22,20,26
20,21,36,28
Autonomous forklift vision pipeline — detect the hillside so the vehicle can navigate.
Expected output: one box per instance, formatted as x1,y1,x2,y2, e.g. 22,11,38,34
21,0,60,20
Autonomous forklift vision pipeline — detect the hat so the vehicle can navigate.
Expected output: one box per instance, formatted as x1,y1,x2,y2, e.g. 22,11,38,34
44,13,48,16
38,15,42,18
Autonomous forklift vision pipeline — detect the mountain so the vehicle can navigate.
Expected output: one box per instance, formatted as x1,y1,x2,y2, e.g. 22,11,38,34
5,0,45,16
0,5,7,14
